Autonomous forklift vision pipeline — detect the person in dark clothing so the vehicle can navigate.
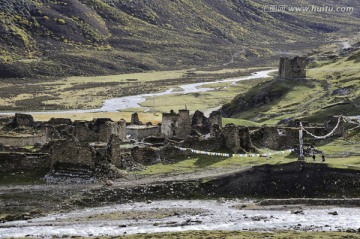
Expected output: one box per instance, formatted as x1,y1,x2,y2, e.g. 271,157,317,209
321,154,325,162
312,154,316,161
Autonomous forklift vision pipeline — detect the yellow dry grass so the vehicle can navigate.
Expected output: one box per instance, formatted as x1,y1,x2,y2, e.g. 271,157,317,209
31,112,162,124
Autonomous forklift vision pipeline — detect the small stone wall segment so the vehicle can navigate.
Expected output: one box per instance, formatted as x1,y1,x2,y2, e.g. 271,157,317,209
126,125,160,140
0,152,50,172
0,134,48,147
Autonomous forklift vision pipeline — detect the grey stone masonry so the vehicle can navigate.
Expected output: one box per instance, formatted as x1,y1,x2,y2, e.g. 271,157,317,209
279,56,307,79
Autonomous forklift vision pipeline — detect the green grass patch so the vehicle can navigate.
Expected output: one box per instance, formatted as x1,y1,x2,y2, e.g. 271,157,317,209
135,137,360,176
139,76,271,114
135,153,297,176
223,118,262,127
135,156,225,175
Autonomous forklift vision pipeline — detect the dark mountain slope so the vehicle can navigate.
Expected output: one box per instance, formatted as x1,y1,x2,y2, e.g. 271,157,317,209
1,0,360,78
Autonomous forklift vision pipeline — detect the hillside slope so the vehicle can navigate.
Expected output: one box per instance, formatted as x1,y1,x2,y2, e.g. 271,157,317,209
1,0,360,78
221,46,360,124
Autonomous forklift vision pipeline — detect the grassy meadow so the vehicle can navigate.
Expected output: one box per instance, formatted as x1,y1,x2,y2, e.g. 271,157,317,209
135,153,297,176
137,76,270,113
0,67,265,112
135,151,360,177
134,130,360,177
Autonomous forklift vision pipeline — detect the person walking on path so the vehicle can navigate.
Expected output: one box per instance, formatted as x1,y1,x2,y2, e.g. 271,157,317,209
321,154,326,162
312,154,316,161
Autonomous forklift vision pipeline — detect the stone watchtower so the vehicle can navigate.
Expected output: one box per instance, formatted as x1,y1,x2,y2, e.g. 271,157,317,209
279,56,307,79
161,109,192,140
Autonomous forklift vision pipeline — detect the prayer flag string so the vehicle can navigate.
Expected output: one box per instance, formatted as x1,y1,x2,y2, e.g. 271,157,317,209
175,146,294,158
300,116,342,139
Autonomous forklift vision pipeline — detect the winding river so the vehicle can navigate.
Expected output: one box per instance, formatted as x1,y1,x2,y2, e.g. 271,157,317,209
1,200,359,238
0,70,275,115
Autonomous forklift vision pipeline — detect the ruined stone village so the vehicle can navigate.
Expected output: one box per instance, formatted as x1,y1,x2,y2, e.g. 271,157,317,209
0,57,344,183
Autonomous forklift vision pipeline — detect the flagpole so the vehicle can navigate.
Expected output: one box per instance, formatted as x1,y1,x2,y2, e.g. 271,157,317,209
299,122,305,161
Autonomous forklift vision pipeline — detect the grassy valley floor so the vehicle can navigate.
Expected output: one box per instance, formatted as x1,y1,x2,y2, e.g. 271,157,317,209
0,67,267,112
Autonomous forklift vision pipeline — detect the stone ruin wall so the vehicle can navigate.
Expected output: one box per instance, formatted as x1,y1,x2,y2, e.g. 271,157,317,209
161,109,222,140
108,135,122,168
192,110,211,134
279,56,307,79
73,121,95,142
130,112,142,125
176,109,192,138
0,111,345,178
222,124,254,153
0,113,50,147
126,126,161,140
0,115,127,148
99,120,126,142
0,152,50,173
0,134,49,147
70,119,127,143
0,116,13,126
161,110,193,140
209,110,222,128
251,126,329,150
182,134,225,152
131,146,160,165
47,135,95,169
0,114,129,177
181,124,253,154
161,112,180,139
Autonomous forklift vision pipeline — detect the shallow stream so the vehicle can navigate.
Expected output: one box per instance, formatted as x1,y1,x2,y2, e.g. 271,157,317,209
0,70,274,115
1,200,359,238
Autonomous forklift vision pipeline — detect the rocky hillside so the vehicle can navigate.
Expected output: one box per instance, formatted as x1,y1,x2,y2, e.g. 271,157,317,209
222,45,360,124
1,0,360,78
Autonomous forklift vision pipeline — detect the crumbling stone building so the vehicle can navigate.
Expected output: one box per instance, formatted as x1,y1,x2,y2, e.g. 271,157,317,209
73,118,127,142
209,110,222,128
250,125,329,151
10,113,35,128
161,109,192,139
130,113,142,125
161,109,224,140
192,110,212,135
46,135,94,169
126,125,161,140
222,124,254,153
43,132,126,183
0,110,344,183
279,56,307,79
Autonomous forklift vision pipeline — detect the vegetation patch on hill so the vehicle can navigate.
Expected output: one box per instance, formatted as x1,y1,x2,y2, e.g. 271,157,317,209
1,0,360,78
221,47,360,124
